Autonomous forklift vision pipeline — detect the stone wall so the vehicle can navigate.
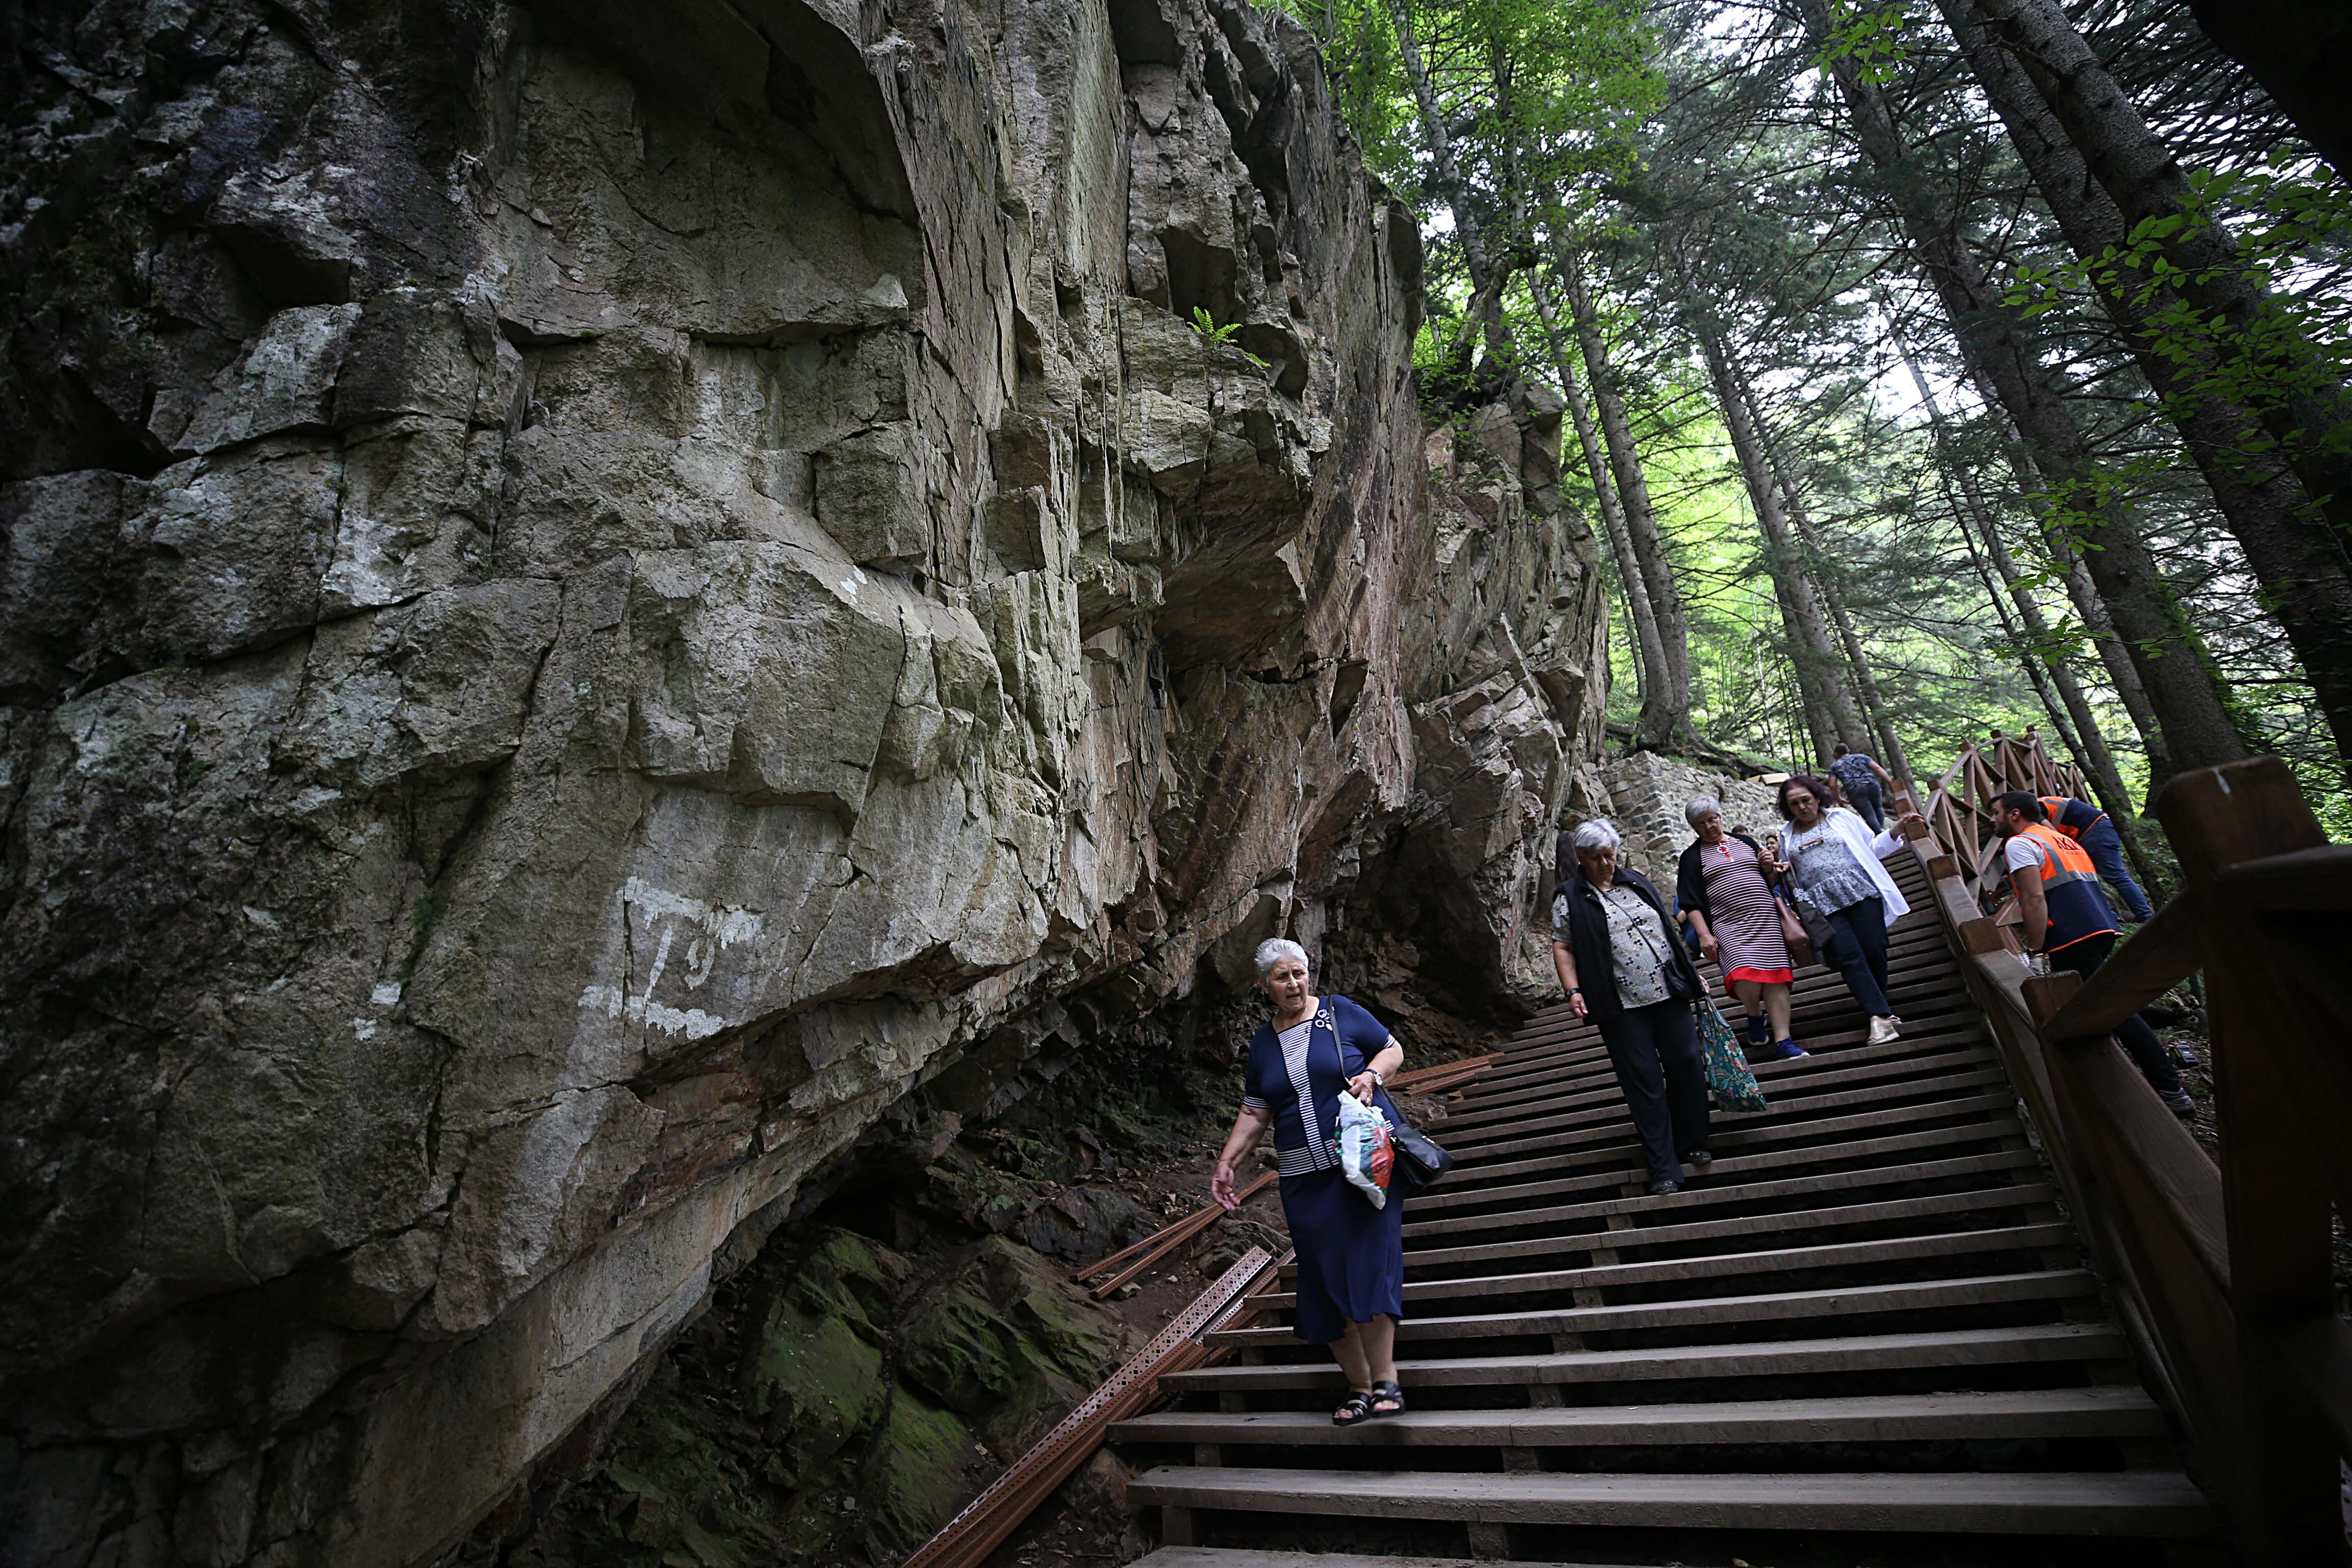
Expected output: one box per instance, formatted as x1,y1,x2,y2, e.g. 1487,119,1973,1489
1596,751,1783,885
0,2,1606,1564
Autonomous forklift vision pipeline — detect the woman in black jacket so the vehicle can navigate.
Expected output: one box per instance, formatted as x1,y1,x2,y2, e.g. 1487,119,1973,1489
1551,818,1712,1195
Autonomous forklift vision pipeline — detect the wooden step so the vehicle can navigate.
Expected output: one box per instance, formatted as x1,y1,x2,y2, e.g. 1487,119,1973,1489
1455,1007,1984,1103
1491,976,1972,1067
1438,1028,1993,1133
1207,1269,2101,1349
1161,1322,2128,1393
1442,1054,2003,1157
1436,1093,2019,1195
1441,1041,1999,1146
1448,1067,2010,1167
1130,1466,2215,1536
1402,1147,2044,1242
1401,1183,2055,1272
1114,1386,2165,1448
1500,942,1958,1044
1256,1224,2074,1313
1406,1117,2029,1218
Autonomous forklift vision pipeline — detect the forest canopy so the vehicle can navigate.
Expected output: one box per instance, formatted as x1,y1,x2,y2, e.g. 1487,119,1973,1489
1271,0,2352,841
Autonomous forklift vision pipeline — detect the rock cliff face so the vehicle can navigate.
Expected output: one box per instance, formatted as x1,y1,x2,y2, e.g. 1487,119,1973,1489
0,0,1605,1563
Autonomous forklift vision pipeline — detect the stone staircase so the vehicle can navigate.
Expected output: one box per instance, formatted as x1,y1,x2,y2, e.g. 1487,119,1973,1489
1114,849,2220,1565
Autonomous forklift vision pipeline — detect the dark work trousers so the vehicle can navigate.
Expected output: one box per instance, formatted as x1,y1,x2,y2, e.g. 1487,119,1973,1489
2079,819,2154,921
1823,895,1893,1018
2049,934,2182,1094
1596,997,1711,1182
1845,780,1886,832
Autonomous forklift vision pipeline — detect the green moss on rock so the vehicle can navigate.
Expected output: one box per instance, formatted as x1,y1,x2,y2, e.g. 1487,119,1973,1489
857,1392,975,1555
747,1301,889,1483
896,1238,1118,1450
786,1226,910,1331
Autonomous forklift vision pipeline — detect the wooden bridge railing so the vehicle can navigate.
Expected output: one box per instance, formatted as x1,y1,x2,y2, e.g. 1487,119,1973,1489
1901,741,2352,1563
1916,729,2101,923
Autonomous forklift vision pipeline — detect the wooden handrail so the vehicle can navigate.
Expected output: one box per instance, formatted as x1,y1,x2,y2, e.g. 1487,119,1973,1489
2216,844,2352,910
2274,1317,2352,1462
2030,901,2201,1043
1906,738,2352,1563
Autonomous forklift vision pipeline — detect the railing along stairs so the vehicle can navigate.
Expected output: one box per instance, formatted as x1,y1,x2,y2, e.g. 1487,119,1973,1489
1908,734,2352,1563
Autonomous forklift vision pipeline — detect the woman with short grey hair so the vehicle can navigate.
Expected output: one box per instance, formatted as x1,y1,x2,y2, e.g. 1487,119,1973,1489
1550,817,1712,1195
1210,937,1410,1424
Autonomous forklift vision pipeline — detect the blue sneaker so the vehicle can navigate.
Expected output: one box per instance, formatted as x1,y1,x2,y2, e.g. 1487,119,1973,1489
1773,1040,1808,1059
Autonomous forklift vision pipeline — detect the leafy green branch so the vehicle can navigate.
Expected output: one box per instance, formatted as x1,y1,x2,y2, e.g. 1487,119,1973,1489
1187,306,1271,369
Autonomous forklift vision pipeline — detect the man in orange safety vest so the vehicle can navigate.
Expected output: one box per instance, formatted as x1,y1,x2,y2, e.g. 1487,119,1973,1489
1990,792,2192,1121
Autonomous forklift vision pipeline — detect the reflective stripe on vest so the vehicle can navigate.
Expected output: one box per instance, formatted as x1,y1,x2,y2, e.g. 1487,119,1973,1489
2037,796,2104,841
2016,822,2117,952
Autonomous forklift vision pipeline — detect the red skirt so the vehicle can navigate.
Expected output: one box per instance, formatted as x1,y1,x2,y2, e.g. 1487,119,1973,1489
1725,965,1794,985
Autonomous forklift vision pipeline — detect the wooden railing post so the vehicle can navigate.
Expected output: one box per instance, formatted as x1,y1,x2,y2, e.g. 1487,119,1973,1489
2153,760,2346,1564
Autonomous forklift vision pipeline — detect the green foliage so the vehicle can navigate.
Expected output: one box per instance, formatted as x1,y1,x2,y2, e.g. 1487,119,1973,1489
1809,1,1918,87
1305,0,2350,816
2003,152,2352,474
1186,305,1270,368
406,888,445,964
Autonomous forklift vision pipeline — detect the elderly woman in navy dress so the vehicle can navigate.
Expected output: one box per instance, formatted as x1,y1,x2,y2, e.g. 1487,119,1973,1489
1210,938,1408,1426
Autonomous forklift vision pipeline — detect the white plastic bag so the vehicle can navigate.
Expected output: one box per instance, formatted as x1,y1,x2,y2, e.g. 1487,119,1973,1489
1336,1094,1393,1210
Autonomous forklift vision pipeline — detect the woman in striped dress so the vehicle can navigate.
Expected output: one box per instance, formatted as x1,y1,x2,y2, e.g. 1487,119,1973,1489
1676,795,1805,1060
1209,938,1408,1426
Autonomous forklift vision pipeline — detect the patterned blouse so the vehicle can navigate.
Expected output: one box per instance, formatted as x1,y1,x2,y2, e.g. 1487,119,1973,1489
1552,881,1677,1009
1781,818,1879,917
1598,884,1676,1008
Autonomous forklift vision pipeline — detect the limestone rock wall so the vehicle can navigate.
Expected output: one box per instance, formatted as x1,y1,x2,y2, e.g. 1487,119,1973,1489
1598,751,1785,884
0,1,1604,1563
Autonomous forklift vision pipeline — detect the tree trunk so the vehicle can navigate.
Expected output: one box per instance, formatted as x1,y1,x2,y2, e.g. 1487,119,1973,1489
2183,0,2352,181
1897,330,2163,888
1736,358,1917,786
1692,311,1872,764
1967,0,2352,571
1560,250,1694,726
1528,264,1682,746
1795,0,2249,775
1941,0,2352,776
1769,573,1843,765
1387,0,1509,362
2007,443,2174,775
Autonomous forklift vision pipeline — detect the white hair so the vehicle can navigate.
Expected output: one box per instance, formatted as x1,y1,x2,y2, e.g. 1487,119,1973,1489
1570,818,1622,854
1253,937,1310,979
1683,795,1723,829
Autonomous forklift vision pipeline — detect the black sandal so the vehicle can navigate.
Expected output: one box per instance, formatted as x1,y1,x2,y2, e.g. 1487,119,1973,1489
1332,1390,1375,1426
1368,1380,1406,1418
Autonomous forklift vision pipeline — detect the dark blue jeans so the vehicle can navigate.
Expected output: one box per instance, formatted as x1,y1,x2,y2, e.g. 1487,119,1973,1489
2079,818,2153,921
1824,895,1893,1018
2049,934,2179,1094
1845,780,1885,832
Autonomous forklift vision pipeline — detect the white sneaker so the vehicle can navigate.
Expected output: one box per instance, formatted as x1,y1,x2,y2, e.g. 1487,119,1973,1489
1868,1016,1901,1044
